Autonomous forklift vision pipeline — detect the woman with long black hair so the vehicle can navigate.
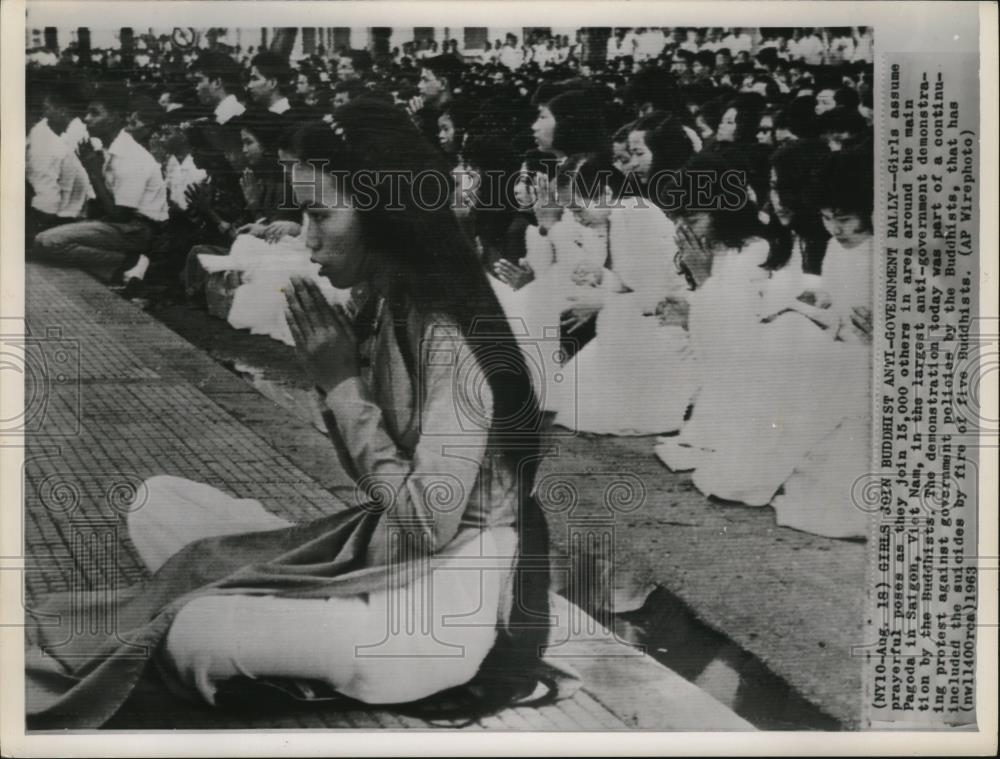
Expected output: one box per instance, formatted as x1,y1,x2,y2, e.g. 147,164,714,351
763,138,831,276
26,100,568,728
622,111,697,209
530,88,609,162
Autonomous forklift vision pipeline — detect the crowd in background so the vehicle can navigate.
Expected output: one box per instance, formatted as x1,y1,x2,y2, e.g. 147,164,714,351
25,26,875,540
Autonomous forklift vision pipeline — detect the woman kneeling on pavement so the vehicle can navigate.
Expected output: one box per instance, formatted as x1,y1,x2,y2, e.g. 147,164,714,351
26,100,575,729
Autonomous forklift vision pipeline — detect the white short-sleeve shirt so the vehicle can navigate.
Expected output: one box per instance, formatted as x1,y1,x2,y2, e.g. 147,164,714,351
164,154,207,210
213,94,246,125
102,129,169,222
26,119,92,218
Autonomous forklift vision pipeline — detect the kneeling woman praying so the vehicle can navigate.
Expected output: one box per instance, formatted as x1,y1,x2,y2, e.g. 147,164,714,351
26,100,571,729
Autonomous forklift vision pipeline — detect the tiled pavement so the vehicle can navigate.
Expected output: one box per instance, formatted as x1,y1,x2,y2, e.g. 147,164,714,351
20,262,753,731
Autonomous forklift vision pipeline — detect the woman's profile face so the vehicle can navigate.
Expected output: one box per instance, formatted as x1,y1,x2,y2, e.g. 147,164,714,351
532,105,556,151
626,130,654,182
240,129,265,166
716,108,738,142
438,114,456,153
293,164,368,289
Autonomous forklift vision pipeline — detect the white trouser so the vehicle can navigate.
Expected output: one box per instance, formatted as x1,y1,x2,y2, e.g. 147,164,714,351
128,475,514,705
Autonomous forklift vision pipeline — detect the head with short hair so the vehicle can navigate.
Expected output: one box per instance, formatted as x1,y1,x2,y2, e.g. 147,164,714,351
190,51,243,105
817,106,869,152
337,49,372,82
150,122,192,160
248,52,291,106
41,78,85,134
125,94,163,147
296,68,322,96
812,144,873,248
418,54,461,104
84,82,131,143
834,86,861,111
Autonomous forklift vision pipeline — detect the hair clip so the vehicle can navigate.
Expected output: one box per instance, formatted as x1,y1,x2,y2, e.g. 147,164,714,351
327,118,348,146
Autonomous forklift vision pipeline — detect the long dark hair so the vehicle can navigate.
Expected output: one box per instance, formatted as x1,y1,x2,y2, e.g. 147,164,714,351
628,111,695,208
547,89,609,156
720,92,766,144
631,112,696,177
290,101,553,719
230,108,287,182
681,150,766,251
764,139,831,273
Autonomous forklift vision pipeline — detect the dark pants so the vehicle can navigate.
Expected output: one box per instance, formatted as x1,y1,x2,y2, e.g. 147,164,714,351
31,218,157,276
25,208,75,248
145,213,203,287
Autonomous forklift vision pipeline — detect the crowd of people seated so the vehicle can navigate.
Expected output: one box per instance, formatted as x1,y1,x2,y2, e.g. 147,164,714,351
25,26,874,540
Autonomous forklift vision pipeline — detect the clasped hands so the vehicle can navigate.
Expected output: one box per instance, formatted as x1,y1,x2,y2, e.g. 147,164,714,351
493,258,535,289
283,276,360,393
75,138,105,176
673,223,713,290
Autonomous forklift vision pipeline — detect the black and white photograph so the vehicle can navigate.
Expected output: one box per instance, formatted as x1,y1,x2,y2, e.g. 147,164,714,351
2,0,995,753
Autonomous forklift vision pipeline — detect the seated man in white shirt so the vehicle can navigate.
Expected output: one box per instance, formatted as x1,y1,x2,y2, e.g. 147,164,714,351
606,29,630,61
152,125,208,211
142,123,209,291
794,28,827,66
498,34,523,70
247,51,292,116
637,27,667,61
32,83,168,287
721,27,754,57
25,79,92,241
